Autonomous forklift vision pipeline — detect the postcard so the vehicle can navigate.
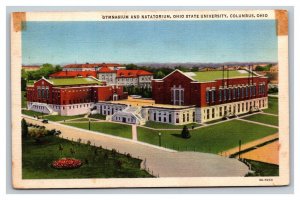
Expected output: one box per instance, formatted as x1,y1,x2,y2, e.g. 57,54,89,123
11,10,289,188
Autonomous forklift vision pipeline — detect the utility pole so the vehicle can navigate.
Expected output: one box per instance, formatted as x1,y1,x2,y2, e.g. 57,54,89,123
158,132,161,147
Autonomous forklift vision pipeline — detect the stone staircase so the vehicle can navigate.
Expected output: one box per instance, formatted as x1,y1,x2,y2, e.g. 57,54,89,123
122,105,146,125
28,102,57,115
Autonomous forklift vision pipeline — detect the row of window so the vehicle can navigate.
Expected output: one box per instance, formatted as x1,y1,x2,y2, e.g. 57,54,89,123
206,85,266,104
152,111,195,124
204,99,266,120
37,86,49,99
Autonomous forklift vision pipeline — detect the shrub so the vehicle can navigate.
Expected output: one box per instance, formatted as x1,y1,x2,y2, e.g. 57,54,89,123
21,119,28,138
181,125,191,139
28,126,47,143
126,153,132,158
86,140,91,146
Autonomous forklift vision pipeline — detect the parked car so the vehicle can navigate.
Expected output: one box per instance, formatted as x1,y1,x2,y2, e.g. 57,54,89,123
42,119,48,124
54,130,62,136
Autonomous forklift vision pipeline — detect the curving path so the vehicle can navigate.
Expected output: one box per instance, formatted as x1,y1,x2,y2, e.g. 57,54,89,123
23,115,249,177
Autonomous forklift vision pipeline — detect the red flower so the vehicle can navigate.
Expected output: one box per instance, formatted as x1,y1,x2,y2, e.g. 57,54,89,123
52,158,82,169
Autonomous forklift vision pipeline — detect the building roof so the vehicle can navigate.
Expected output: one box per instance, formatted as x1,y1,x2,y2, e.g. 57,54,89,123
49,71,97,78
98,66,115,73
48,77,102,86
116,70,153,78
185,70,257,82
64,63,121,69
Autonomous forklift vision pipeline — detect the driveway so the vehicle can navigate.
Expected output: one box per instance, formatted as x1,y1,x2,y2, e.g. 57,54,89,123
23,116,249,177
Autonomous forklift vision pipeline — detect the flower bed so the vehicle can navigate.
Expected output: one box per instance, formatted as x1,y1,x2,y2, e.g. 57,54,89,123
52,158,82,169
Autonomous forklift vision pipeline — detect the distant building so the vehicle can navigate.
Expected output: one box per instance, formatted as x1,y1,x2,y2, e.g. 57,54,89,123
22,65,40,71
51,65,153,88
62,63,124,71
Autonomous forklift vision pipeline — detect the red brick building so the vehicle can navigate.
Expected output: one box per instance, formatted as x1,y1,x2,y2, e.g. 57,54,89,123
152,70,268,122
26,77,126,115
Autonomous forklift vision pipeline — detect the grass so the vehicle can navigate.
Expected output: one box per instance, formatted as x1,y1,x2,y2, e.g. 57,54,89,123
242,114,278,126
63,122,132,139
22,136,152,179
88,114,106,120
245,159,279,176
137,120,278,154
263,97,278,114
191,70,255,82
43,114,85,122
22,91,27,108
143,121,201,129
49,77,102,86
69,118,98,122
22,109,44,117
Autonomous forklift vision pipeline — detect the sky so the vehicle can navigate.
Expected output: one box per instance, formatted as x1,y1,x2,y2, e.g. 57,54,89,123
22,20,278,65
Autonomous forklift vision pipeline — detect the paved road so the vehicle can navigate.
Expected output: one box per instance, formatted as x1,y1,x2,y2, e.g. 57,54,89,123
23,116,249,177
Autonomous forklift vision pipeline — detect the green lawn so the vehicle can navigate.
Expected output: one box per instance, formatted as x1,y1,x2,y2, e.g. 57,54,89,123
88,114,106,120
69,118,98,122
191,70,255,82
22,109,44,117
242,114,278,126
263,97,278,114
64,122,132,139
22,136,152,179
143,121,201,129
245,159,279,176
43,114,85,122
21,91,27,108
137,120,278,154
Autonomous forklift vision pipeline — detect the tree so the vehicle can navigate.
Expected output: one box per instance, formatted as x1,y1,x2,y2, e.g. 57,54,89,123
21,119,28,138
156,70,165,79
28,127,47,143
181,125,191,139
191,66,199,72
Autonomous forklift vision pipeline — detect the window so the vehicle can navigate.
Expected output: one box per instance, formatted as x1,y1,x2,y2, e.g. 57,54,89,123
253,85,256,96
219,89,223,102
212,108,215,118
169,114,172,123
241,87,244,98
187,113,189,121
211,90,216,103
183,114,185,122
219,107,223,116
228,88,231,100
233,88,236,99
192,112,195,122
223,89,227,101
171,85,184,105
237,87,240,99
245,86,248,98
154,112,156,121
206,90,210,103
207,109,210,119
